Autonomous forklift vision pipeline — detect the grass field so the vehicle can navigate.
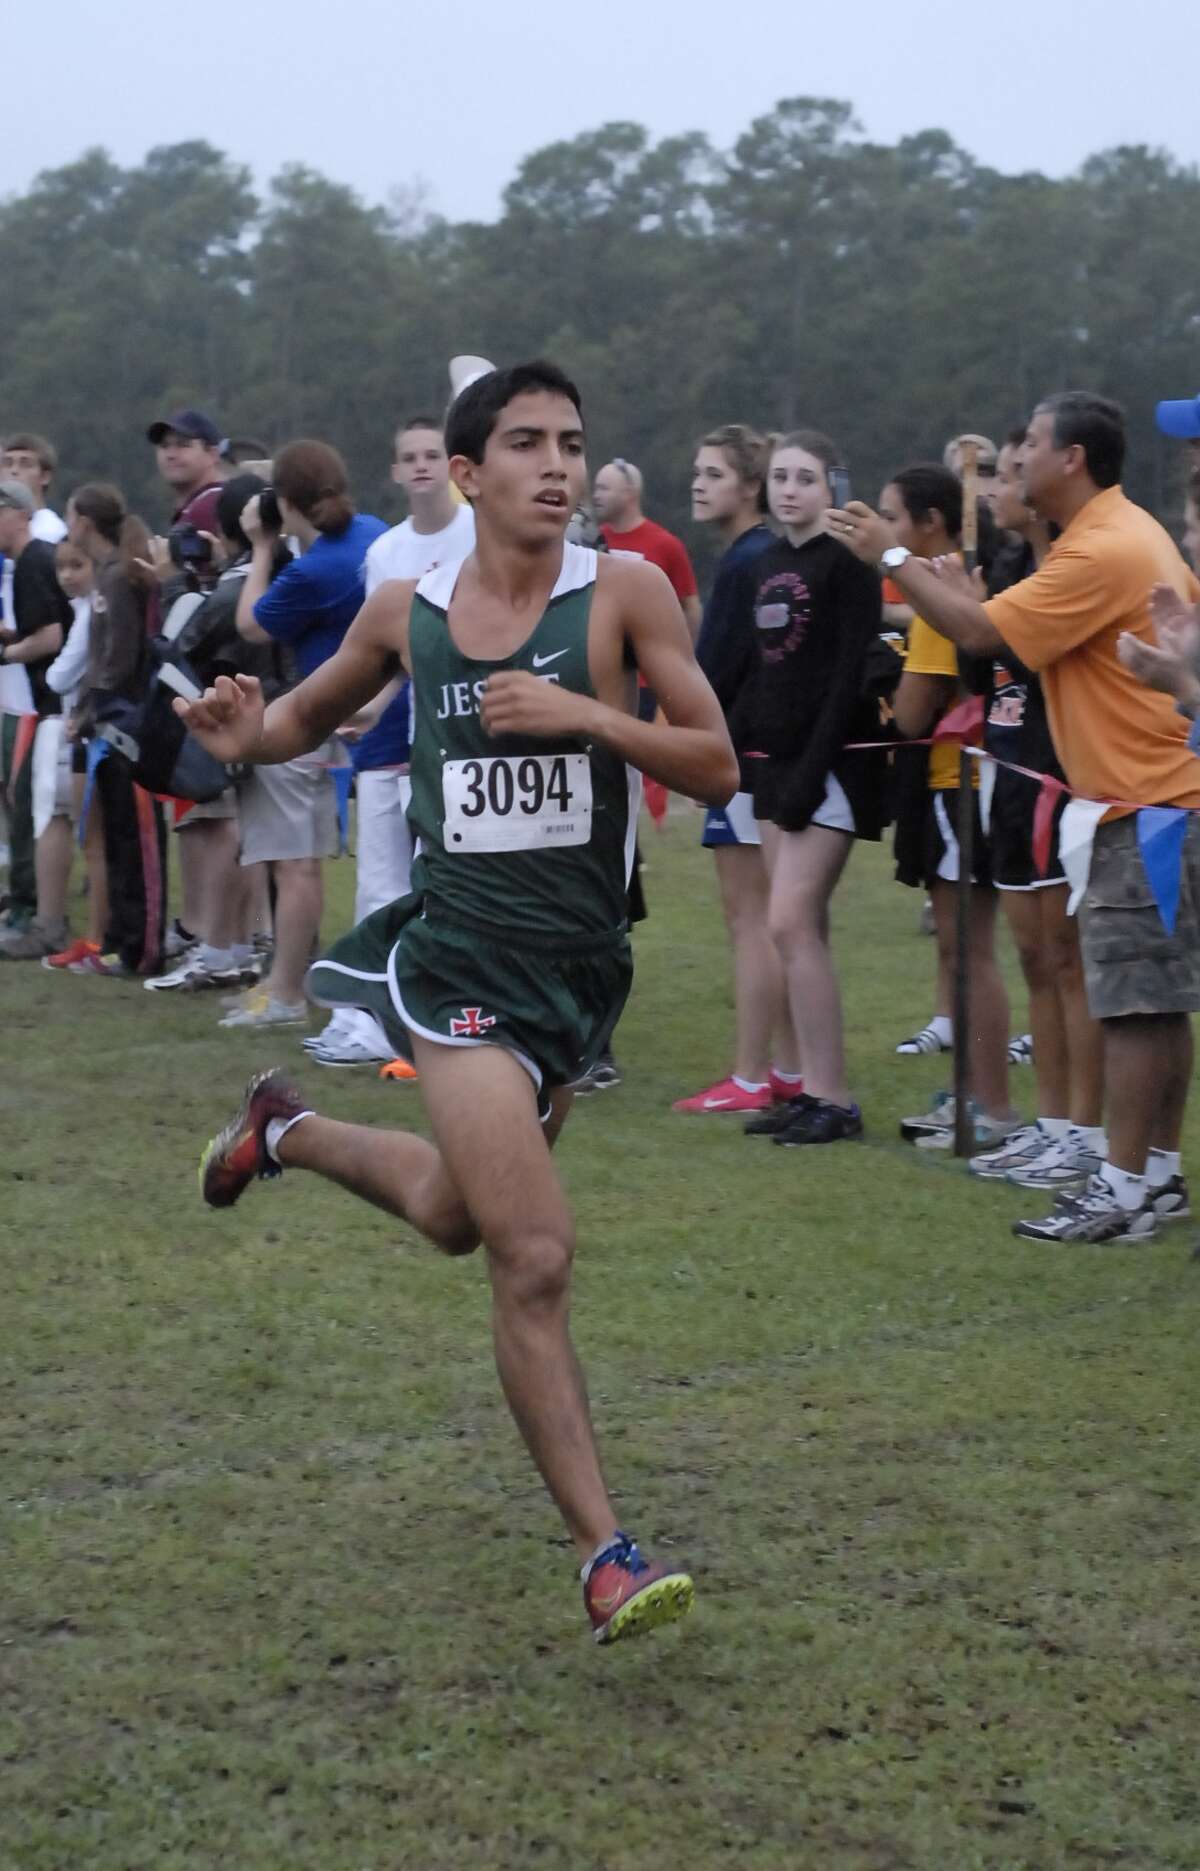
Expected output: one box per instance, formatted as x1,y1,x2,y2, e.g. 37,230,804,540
4,811,1200,1870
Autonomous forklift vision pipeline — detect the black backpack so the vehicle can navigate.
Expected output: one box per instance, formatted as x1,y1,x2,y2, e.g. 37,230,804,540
94,609,229,804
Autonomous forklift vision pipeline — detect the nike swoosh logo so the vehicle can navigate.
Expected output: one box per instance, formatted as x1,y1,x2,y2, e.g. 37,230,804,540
531,648,569,668
703,1097,736,1108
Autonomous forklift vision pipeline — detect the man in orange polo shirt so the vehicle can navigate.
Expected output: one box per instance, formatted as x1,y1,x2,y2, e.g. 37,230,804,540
828,392,1200,1245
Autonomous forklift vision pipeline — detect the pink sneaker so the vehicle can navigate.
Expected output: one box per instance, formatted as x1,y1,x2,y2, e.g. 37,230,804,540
672,1075,773,1115
769,1072,805,1102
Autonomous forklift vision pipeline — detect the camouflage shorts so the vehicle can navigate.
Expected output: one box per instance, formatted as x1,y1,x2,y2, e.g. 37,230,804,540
1078,814,1200,1019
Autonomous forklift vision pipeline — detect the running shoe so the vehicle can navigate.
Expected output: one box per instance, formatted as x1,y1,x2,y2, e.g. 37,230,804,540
163,918,196,959
145,954,243,993
773,1098,863,1147
42,937,99,972
588,1052,622,1091
218,991,308,1029
672,1075,773,1115
899,1090,958,1141
1148,1174,1191,1224
1012,1175,1158,1245
769,1072,805,1101
0,917,67,960
68,949,135,977
199,1068,309,1209
582,1532,694,1645
379,1058,419,1083
969,1122,1050,1180
1008,1033,1034,1066
1006,1128,1102,1192
311,1035,390,1068
744,1091,815,1137
917,1109,1023,1153
895,1024,951,1057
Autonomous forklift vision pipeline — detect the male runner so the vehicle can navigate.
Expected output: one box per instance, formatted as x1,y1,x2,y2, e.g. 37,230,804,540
176,361,739,1643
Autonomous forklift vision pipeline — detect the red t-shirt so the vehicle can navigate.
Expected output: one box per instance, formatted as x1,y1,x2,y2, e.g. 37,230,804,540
601,518,697,602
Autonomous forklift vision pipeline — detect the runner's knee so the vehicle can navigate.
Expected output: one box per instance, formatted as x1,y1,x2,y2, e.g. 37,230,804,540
488,1228,575,1308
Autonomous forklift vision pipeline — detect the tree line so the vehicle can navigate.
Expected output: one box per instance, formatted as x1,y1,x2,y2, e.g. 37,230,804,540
2,98,1197,561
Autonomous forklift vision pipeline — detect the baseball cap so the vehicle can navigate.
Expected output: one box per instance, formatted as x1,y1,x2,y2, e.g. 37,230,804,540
1155,395,1200,441
0,478,36,513
448,355,495,400
146,408,223,448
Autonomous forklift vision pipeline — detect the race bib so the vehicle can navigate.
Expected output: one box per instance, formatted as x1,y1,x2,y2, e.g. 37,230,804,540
442,753,592,853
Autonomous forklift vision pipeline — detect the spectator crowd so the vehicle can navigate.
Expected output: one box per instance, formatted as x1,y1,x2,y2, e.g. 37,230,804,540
2,368,1200,1248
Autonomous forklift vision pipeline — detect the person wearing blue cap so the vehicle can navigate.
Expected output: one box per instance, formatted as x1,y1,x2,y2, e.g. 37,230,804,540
1155,394,1200,444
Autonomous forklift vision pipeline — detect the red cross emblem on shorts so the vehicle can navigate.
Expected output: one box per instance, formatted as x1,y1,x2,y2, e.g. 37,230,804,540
450,1006,497,1037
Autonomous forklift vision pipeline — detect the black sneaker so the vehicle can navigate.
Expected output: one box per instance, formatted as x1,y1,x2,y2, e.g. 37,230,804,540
744,1092,815,1137
772,1098,864,1147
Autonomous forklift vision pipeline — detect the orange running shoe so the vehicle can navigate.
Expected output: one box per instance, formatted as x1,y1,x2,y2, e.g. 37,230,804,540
379,1058,419,1083
42,937,99,972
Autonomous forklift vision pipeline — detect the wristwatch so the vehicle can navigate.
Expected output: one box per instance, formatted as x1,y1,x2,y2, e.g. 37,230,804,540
881,546,912,571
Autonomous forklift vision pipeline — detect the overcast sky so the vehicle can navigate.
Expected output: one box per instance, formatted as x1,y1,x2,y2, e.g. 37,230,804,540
5,0,1197,221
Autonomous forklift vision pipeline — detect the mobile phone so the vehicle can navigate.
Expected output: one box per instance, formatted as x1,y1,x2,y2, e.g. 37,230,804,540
828,466,852,508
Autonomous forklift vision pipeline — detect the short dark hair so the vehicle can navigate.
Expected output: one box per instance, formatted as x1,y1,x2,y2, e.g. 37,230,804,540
1034,392,1126,489
1005,425,1028,451
445,360,583,465
3,431,57,477
889,463,964,540
216,473,268,553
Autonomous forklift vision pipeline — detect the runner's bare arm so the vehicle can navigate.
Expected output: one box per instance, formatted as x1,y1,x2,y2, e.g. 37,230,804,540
478,558,738,806
174,583,413,766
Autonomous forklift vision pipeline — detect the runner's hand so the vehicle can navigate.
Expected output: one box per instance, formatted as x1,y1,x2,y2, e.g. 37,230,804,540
172,673,266,762
480,670,592,740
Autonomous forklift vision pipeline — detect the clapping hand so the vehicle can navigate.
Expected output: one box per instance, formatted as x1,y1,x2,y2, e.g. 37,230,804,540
1117,585,1200,711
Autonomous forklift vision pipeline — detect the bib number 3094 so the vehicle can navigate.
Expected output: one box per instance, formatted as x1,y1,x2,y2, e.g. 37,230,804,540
442,754,592,853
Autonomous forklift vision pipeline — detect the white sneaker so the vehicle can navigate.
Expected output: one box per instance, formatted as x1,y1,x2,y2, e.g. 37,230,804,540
218,992,308,1030
311,1036,389,1068
1007,1128,1101,1192
163,920,195,960
1013,1174,1158,1244
917,1109,1023,1153
968,1123,1049,1180
145,954,242,992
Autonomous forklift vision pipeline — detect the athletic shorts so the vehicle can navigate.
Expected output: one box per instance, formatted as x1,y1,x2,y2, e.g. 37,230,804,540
175,786,238,831
895,789,992,891
702,790,761,848
309,895,633,1116
751,754,886,841
982,763,1067,892
237,744,338,865
1078,813,1200,1019
31,716,73,839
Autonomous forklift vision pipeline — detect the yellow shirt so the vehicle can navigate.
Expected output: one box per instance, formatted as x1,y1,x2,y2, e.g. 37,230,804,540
985,486,1200,811
903,613,972,790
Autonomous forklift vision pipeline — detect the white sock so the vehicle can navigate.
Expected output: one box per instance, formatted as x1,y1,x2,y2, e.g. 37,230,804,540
197,943,234,972
1038,1116,1071,1140
1077,1127,1107,1154
1146,1148,1182,1189
732,1075,768,1093
928,1015,952,1045
264,1110,312,1165
1100,1161,1147,1211
771,1068,804,1087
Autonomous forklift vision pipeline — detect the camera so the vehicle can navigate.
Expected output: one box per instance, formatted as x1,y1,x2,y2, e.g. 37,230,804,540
258,487,282,530
167,523,214,571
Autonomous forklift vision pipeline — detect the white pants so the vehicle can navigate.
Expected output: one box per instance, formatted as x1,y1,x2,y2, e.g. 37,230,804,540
320,768,413,1055
354,768,414,922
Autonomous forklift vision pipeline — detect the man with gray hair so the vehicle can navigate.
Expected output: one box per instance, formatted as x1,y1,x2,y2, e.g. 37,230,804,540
593,458,700,639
